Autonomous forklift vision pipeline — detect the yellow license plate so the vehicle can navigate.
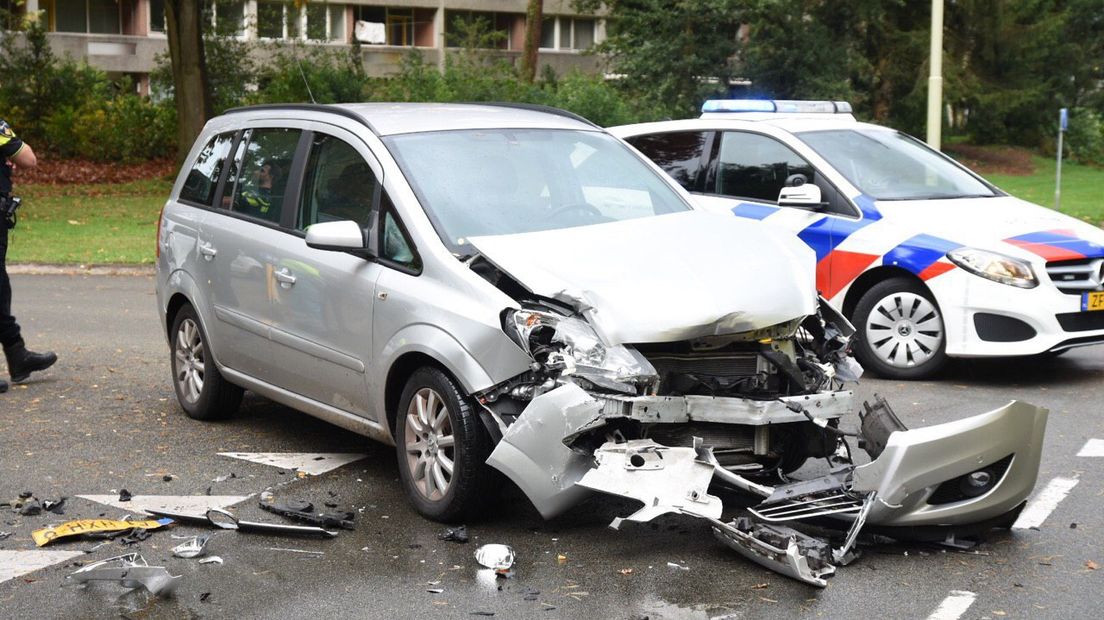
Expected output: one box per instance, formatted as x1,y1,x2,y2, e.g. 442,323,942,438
1084,291,1104,311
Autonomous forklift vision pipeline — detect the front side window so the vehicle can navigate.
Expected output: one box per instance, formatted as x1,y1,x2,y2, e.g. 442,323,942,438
385,129,691,254
715,131,817,203
228,128,300,224
798,128,998,201
626,131,709,192
380,200,419,271
298,134,379,230
178,132,235,206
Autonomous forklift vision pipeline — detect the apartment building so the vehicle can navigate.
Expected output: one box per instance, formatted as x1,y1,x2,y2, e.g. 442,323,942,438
5,1,605,94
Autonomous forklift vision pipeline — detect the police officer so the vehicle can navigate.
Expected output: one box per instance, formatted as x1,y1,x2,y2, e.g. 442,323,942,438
1,119,57,393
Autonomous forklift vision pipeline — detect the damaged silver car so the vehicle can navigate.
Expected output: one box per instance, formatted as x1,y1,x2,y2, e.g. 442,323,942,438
157,103,1048,585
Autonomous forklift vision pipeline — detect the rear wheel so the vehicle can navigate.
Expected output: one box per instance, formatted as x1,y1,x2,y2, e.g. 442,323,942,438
395,367,494,522
852,277,947,379
170,305,242,420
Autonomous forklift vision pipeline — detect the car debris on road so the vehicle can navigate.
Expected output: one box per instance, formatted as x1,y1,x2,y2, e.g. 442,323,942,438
66,553,180,597
32,517,174,547
146,507,338,538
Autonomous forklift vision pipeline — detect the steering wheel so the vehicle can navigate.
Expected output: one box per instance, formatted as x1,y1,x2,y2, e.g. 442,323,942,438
544,202,604,221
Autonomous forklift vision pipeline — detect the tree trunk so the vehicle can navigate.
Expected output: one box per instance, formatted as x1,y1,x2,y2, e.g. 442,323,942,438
520,0,543,83
165,0,212,164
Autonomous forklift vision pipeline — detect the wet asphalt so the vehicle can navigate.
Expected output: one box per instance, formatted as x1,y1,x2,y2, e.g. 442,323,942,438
0,274,1101,619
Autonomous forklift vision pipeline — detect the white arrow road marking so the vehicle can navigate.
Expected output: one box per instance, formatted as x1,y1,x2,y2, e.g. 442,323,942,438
0,550,85,584
926,590,977,620
1012,476,1079,530
1077,438,1104,457
218,452,366,476
76,495,250,517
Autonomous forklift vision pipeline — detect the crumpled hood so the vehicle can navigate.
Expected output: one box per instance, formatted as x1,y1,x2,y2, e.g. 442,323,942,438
876,196,1104,261
467,211,817,345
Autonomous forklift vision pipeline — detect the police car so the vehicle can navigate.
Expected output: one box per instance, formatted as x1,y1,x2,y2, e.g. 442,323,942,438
611,100,1104,379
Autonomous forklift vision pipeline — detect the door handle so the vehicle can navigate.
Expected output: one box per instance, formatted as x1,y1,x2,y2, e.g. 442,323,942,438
273,268,297,287
198,242,217,260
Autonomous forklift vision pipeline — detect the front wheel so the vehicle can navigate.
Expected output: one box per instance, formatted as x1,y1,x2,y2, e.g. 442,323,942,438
170,305,242,420
395,367,494,522
852,278,948,379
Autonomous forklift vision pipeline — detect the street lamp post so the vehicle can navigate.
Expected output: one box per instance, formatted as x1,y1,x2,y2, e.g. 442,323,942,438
926,0,944,150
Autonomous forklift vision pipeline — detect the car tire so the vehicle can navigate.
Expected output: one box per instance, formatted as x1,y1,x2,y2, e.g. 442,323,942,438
395,367,494,523
170,305,243,420
852,277,948,379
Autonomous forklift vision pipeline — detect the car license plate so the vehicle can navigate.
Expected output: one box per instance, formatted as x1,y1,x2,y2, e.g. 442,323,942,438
1084,291,1104,311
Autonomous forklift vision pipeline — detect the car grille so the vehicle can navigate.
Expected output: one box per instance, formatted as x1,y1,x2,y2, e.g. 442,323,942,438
1056,311,1104,332
1046,258,1104,295
641,351,761,379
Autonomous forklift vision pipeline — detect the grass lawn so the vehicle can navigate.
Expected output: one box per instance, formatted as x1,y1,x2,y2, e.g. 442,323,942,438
7,178,171,265
986,157,1104,228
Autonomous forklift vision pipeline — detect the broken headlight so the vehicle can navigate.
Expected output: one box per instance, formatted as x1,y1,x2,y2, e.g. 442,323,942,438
505,309,658,385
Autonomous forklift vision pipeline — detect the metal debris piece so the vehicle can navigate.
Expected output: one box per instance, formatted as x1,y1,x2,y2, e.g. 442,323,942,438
198,556,223,565
118,489,133,502
711,517,835,588
475,544,515,570
438,525,469,543
66,553,180,596
258,499,356,530
0,531,11,540
172,535,212,558
43,498,66,515
145,508,337,538
426,588,444,594
666,562,689,571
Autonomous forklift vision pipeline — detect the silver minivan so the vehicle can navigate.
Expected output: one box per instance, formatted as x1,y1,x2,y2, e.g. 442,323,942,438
156,103,1047,585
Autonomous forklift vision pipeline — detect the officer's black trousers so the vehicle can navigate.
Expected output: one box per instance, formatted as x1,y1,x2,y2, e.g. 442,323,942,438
0,223,22,350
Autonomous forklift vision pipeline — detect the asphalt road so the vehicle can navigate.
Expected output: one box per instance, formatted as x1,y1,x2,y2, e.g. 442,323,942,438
1,274,1101,619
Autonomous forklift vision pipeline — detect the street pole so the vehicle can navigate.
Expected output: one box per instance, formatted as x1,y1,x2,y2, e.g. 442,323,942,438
926,0,944,150
1056,108,1067,210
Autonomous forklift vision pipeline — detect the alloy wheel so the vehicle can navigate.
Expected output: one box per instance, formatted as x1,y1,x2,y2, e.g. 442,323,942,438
404,388,456,501
864,292,944,368
174,318,206,403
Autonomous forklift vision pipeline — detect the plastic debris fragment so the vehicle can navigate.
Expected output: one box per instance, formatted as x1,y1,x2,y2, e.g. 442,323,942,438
172,535,212,558
475,544,515,570
66,553,180,596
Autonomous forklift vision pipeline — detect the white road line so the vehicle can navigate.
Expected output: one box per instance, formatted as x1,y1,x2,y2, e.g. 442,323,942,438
218,452,366,476
1012,476,1079,530
1077,438,1104,457
0,550,85,584
77,494,250,516
926,590,977,620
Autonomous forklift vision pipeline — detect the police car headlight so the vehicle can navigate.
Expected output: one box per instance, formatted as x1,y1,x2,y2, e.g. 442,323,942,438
947,248,1038,289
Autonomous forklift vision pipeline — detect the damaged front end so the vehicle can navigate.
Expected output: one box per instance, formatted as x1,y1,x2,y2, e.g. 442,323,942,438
474,290,1048,586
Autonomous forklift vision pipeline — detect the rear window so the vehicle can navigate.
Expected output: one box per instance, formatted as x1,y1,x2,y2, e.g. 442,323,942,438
178,132,235,206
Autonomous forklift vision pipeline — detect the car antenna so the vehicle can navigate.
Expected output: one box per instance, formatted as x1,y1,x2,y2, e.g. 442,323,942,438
295,55,317,104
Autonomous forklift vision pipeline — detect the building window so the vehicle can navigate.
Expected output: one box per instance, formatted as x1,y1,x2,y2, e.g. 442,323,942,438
444,10,515,49
542,16,598,51
354,6,420,46
149,0,165,32
213,1,245,37
257,1,287,39
53,0,120,34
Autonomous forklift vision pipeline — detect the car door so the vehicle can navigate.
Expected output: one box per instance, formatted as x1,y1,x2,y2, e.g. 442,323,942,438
696,130,862,299
198,125,306,383
264,125,386,414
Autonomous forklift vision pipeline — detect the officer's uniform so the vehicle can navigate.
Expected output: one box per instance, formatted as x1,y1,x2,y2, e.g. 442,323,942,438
1,119,57,391
0,119,25,351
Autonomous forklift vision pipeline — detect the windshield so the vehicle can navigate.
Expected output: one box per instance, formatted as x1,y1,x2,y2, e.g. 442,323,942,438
798,128,998,201
384,129,691,253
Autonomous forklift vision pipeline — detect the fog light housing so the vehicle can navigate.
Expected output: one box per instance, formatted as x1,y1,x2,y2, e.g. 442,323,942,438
927,454,1013,505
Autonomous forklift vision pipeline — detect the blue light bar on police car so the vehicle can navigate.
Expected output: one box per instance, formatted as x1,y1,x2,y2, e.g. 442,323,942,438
701,99,853,114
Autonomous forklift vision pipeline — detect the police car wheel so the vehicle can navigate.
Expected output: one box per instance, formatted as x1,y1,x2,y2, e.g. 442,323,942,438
852,278,947,379
170,305,243,421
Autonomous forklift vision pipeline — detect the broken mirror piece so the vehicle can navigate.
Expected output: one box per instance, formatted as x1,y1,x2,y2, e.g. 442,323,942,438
438,525,469,543
475,544,515,570
67,553,181,597
172,534,212,558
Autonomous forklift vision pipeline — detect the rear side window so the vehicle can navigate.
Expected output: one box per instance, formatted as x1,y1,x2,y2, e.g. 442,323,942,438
297,134,379,230
625,131,709,192
178,132,235,206
228,128,301,224
715,131,817,203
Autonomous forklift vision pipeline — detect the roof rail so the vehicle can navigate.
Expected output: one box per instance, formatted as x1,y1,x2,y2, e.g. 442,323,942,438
473,102,600,128
222,103,379,136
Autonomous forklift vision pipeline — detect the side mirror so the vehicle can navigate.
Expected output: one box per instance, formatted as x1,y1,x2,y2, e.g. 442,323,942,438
305,220,373,256
777,184,825,210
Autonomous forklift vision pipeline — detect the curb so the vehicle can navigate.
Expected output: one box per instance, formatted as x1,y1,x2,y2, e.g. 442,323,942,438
7,264,155,276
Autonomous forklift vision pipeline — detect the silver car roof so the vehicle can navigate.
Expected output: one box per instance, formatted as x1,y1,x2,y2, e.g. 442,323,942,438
224,102,599,136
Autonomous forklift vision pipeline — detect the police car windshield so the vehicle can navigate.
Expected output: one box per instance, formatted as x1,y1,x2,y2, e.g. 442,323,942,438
384,129,691,254
798,128,998,201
